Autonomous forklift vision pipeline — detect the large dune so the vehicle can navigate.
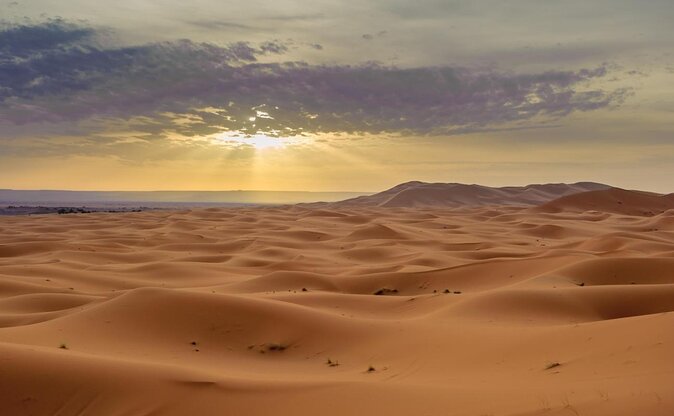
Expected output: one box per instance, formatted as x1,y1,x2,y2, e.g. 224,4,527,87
537,187,674,216
0,192,673,415
322,181,609,208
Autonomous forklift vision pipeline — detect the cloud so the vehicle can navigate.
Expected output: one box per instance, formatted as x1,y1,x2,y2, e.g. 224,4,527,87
260,13,326,22
0,18,96,57
258,40,289,55
362,31,387,40
0,20,629,144
183,19,254,31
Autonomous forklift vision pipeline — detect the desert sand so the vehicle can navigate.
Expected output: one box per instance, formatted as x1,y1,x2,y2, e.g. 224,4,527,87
0,185,673,415
322,181,610,208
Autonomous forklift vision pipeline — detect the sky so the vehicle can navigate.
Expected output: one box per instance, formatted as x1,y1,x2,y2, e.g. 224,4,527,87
0,0,672,192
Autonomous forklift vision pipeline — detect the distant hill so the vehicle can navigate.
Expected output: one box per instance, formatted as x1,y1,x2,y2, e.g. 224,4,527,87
536,188,674,216
320,181,610,208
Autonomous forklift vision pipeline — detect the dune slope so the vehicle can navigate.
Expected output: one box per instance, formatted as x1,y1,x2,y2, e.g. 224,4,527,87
0,203,673,415
537,187,674,216
324,181,609,208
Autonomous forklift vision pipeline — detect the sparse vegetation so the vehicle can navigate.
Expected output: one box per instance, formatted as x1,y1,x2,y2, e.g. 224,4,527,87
326,358,339,367
366,365,376,372
59,343,68,349
373,288,398,295
246,343,290,353
545,362,561,370
57,207,92,215
266,343,288,352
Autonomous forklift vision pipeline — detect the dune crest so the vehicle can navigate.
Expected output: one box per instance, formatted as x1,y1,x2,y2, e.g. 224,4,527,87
536,187,674,216
323,181,609,208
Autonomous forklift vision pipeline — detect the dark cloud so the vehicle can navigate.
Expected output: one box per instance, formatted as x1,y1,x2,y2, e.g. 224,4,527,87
0,18,96,58
0,21,629,142
259,40,289,55
183,19,254,31
362,31,387,40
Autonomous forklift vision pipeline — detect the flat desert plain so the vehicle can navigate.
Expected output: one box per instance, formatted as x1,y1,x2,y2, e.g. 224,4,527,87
0,203,673,415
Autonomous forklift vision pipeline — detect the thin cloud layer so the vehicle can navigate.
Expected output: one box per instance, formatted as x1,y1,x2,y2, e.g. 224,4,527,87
0,20,629,142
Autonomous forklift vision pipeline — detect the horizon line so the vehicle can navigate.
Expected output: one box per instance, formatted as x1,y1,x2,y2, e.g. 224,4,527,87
0,180,616,194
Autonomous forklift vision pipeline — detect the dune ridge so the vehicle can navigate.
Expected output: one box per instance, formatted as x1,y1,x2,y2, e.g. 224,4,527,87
318,181,610,208
0,186,673,415
536,187,674,216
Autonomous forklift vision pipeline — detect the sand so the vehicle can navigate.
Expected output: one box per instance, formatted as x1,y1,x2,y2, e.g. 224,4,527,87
324,181,610,208
0,201,673,415
537,188,674,216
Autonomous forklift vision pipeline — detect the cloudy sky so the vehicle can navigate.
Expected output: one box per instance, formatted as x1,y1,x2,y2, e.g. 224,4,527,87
1,0,672,192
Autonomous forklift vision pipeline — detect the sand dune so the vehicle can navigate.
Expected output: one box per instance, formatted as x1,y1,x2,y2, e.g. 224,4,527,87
537,187,674,216
0,194,673,415
322,181,609,208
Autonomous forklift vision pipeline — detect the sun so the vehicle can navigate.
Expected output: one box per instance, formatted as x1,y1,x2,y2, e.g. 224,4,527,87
213,132,290,150
244,134,287,149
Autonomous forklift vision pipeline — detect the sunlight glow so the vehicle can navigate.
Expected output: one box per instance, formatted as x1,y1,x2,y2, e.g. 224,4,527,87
213,132,306,150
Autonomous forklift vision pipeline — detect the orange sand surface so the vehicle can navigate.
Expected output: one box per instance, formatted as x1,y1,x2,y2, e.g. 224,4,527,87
1,205,673,415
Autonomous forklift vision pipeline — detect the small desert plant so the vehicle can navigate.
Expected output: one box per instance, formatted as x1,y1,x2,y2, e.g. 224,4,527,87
544,362,561,370
267,343,288,352
59,343,68,349
366,365,376,372
326,358,340,367
373,288,398,296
